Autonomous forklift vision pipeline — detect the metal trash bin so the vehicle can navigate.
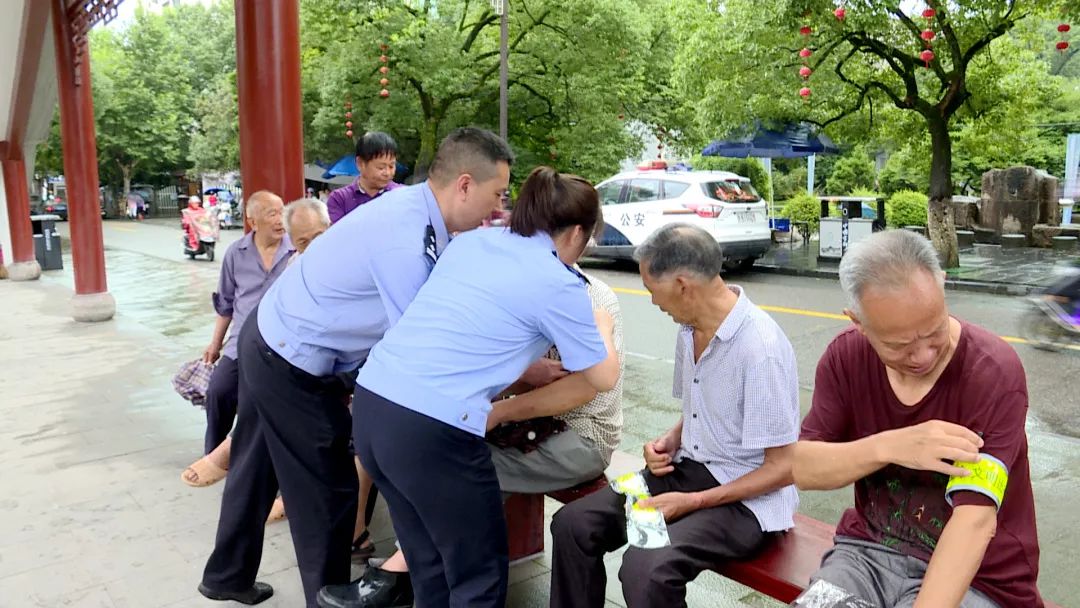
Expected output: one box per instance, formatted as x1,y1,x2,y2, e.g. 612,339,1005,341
30,214,63,271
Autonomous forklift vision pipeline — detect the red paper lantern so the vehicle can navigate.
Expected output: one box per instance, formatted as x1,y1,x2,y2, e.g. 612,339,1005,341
1058,24,1071,34
799,26,812,36
346,130,354,137
345,111,352,119
380,43,389,51
922,8,936,19
799,87,811,98
1058,41,1071,52
379,54,388,63
380,78,389,86
379,89,390,98
799,66,812,79
346,121,353,128
920,49,935,66
834,7,846,21
799,48,812,58
921,29,935,41
379,66,389,74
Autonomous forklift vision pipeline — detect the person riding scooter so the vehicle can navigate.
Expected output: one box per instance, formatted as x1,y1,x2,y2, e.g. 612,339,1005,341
182,196,220,260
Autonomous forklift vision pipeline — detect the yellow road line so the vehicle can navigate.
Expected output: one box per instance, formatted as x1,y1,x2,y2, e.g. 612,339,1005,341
107,224,136,232
611,286,1075,350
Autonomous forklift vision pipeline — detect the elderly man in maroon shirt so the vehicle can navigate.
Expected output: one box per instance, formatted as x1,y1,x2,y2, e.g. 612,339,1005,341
792,229,1042,608
326,131,402,224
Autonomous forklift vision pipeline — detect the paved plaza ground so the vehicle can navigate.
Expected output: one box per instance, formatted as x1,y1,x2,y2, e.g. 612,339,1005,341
2,222,1078,607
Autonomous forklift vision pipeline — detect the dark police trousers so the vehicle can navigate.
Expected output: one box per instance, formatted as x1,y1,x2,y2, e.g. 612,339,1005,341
201,313,359,608
203,354,238,454
549,459,767,608
352,386,508,608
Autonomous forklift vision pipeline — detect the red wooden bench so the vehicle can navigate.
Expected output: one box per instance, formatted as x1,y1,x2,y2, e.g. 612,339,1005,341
505,484,1063,606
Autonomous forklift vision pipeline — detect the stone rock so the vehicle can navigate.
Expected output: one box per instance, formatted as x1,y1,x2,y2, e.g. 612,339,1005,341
1032,224,1080,248
978,166,1060,242
951,196,980,230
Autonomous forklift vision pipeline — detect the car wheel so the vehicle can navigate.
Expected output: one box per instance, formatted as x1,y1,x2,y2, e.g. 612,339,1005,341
723,257,757,272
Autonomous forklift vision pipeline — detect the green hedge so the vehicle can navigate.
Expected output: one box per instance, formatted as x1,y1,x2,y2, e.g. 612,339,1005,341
886,190,929,228
778,192,821,234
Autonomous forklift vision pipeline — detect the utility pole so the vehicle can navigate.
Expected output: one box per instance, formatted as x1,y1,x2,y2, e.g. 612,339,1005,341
494,0,508,140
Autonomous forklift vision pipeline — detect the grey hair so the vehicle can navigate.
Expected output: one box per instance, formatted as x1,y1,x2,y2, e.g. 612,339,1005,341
839,229,945,315
283,198,330,232
633,223,724,280
244,190,282,220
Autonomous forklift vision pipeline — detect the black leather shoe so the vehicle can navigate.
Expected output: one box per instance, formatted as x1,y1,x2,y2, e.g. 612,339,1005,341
316,567,413,608
198,582,274,605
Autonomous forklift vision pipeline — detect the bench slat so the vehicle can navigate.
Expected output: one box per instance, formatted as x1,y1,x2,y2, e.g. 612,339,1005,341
712,513,834,603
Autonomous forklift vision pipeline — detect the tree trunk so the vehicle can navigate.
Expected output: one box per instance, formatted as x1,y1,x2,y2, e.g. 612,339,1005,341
120,163,132,197
413,116,440,182
926,117,959,269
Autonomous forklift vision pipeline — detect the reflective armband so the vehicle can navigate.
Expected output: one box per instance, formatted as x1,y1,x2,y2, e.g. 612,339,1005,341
945,453,1009,509
610,472,670,549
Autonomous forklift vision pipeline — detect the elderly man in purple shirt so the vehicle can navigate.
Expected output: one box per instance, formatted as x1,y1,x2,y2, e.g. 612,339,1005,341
326,131,403,224
181,191,295,487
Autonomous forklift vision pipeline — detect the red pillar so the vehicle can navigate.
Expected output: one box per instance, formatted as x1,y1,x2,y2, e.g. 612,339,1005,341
51,0,114,321
235,0,304,232
2,156,40,280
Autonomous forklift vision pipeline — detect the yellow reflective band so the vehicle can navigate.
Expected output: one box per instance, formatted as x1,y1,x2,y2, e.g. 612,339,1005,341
610,471,650,500
945,453,1009,509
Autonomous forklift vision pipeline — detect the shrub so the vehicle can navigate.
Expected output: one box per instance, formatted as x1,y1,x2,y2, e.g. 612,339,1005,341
825,150,875,195
886,190,929,228
779,191,821,234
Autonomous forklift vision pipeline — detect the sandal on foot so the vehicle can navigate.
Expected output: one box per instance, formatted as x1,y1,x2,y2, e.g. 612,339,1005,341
265,497,286,525
181,457,228,488
351,529,376,560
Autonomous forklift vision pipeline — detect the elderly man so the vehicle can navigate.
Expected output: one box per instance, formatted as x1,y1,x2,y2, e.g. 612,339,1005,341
320,271,626,608
327,131,401,224
549,224,801,608
181,191,293,487
198,128,514,607
284,198,331,255
792,230,1042,608
181,198,330,489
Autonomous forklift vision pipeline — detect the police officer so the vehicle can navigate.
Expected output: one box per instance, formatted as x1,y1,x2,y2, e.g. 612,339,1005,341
319,167,620,608
197,128,514,607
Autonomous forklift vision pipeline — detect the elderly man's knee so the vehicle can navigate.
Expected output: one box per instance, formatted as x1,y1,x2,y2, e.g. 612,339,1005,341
618,545,682,593
550,502,585,542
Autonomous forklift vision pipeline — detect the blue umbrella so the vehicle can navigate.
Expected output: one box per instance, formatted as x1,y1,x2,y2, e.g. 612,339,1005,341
702,123,838,159
322,155,410,179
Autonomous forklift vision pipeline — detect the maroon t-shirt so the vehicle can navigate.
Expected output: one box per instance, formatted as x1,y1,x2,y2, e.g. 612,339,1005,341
801,320,1041,607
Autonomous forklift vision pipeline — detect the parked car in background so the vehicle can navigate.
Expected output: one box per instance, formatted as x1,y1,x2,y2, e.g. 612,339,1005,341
42,198,68,221
587,162,772,270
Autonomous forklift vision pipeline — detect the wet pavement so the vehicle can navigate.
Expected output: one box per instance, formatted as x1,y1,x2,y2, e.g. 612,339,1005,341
760,239,1079,295
3,223,1078,607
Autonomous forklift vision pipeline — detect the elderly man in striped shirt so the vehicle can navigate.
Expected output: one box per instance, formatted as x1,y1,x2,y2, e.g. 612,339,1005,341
549,223,801,608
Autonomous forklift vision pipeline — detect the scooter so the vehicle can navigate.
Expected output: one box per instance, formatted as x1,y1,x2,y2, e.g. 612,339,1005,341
1021,266,1080,352
216,200,237,230
182,210,220,261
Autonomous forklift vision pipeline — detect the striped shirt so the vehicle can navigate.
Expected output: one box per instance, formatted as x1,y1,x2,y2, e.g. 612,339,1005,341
548,273,624,463
673,285,800,532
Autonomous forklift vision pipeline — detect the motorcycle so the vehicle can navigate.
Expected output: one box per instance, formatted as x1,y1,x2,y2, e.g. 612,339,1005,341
181,207,220,261
1021,265,1080,352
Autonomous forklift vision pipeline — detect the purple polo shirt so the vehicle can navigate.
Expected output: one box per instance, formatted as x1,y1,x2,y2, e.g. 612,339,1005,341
212,231,295,360
327,179,403,224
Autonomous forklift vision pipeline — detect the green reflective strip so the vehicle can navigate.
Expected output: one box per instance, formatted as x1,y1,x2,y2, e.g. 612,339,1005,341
945,453,1009,509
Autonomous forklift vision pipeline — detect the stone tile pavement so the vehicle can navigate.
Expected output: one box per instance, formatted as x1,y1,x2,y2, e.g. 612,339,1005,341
0,249,782,607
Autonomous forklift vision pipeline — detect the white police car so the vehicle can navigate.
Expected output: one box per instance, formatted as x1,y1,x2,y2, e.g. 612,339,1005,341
588,163,772,269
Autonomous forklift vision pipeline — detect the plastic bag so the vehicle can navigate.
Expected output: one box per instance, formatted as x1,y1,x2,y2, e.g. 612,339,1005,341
609,471,671,549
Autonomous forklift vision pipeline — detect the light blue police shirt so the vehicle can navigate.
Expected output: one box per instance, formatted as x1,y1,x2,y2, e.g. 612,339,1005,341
257,182,450,376
357,228,610,437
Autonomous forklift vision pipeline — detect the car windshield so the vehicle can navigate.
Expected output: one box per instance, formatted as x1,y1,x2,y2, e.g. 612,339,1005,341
703,180,760,203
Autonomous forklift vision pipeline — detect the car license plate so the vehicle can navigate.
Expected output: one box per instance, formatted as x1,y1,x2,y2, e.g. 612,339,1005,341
735,211,755,223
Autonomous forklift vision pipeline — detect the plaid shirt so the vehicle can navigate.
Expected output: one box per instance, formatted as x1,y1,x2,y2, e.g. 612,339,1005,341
547,273,624,463
172,359,215,406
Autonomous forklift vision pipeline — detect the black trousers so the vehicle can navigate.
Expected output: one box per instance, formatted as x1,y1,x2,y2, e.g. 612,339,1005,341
352,387,508,608
550,459,768,608
203,354,238,454
201,313,359,608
